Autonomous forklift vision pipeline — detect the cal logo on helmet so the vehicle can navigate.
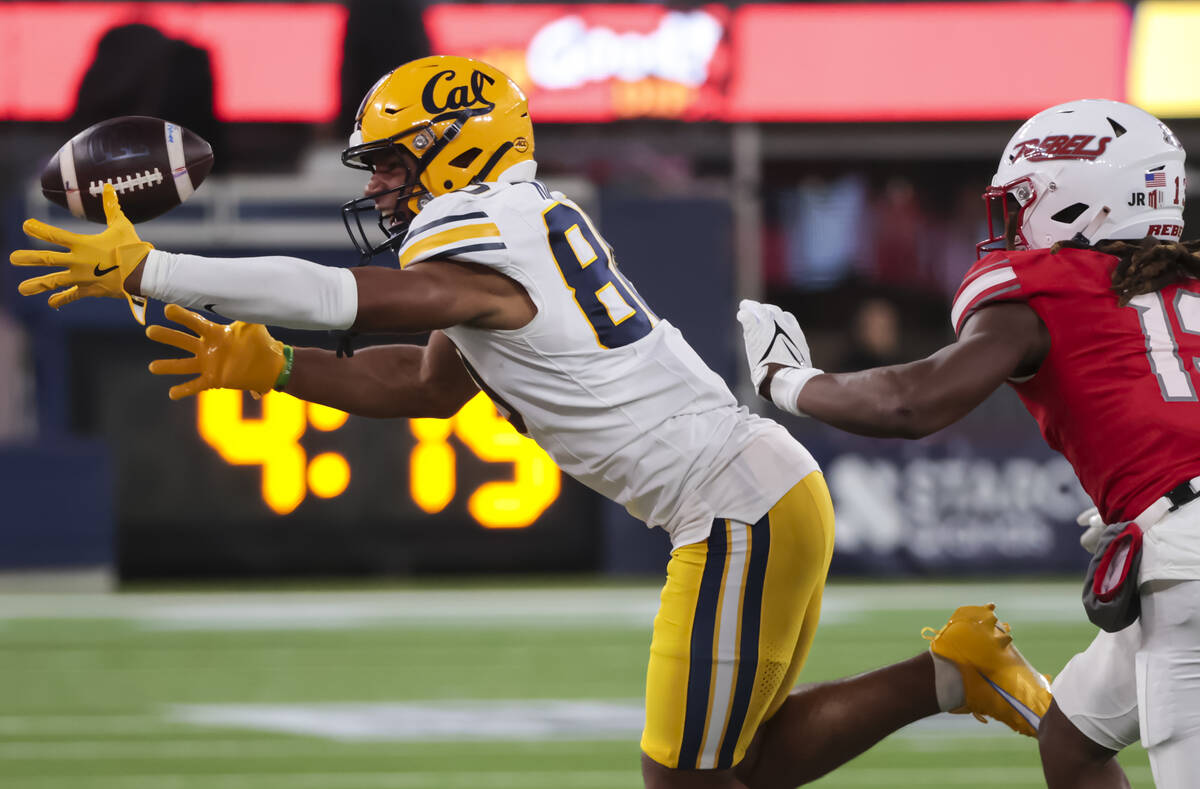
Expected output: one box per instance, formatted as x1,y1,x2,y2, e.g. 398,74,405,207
422,69,497,122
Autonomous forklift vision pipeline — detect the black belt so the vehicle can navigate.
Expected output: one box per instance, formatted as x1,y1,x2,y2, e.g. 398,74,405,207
1164,479,1200,512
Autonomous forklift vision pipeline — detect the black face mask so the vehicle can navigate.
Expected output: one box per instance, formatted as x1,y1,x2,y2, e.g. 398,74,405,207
340,180,424,263
340,113,475,263
339,132,429,263
340,110,484,262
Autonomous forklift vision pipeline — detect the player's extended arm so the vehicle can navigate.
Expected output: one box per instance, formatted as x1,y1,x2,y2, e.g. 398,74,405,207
12,191,530,332
739,300,1048,439
127,250,532,334
147,304,478,418
286,330,478,418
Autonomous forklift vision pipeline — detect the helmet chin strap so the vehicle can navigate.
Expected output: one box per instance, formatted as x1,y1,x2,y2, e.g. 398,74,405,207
1071,206,1113,245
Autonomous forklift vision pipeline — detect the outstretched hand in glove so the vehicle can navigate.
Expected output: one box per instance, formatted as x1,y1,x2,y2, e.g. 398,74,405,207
736,299,824,416
10,183,153,324
146,304,291,399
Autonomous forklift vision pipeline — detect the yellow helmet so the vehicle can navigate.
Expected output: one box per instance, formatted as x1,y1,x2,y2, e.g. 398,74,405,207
341,56,535,259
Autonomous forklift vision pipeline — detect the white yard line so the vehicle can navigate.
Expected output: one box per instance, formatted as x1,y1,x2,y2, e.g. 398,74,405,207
0,771,636,789
0,704,1045,747
168,700,645,741
0,766,1157,789
820,581,1086,623
0,581,1085,629
0,740,377,759
0,586,659,628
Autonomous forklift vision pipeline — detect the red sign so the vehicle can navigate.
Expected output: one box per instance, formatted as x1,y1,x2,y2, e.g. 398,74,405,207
2,1,1131,124
0,3,347,122
727,2,1130,121
427,2,1131,122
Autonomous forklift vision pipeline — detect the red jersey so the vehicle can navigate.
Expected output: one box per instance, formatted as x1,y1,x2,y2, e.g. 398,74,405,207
952,248,1200,523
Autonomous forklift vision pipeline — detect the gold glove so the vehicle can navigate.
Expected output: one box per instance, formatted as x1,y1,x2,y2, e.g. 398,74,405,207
147,304,290,400
10,183,154,324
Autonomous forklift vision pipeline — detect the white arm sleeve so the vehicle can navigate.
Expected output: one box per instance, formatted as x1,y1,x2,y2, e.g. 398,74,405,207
140,250,359,330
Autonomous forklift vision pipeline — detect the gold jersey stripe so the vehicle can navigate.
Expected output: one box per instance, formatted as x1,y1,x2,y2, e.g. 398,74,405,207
399,222,503,268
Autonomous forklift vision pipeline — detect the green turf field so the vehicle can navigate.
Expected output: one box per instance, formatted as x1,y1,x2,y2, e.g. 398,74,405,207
0,579,1151,788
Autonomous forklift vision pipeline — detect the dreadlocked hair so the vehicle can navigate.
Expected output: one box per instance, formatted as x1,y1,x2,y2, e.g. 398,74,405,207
1051,236,1200,306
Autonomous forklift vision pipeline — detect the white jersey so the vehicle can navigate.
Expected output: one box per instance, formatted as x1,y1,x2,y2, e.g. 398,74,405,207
397,163,818,547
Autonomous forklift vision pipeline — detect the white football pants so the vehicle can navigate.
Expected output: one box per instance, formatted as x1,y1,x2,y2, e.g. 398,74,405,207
1052,579,1200,788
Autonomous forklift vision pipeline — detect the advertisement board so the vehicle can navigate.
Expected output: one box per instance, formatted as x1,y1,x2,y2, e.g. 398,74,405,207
0,1,1151,123
425,2,1131,122
425,3,733,121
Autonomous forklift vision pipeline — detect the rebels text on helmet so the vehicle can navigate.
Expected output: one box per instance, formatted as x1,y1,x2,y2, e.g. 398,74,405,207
1010,135,1113,163
422,69,497,123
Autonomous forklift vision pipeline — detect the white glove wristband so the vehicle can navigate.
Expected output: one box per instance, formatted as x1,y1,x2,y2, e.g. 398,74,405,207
769,366,824,417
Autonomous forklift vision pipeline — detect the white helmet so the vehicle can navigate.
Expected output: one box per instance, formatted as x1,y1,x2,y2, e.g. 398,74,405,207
978,99,1186,257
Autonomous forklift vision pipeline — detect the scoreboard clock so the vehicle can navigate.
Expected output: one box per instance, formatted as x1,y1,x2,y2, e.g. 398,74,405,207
195,389,561,528
71,335,601,579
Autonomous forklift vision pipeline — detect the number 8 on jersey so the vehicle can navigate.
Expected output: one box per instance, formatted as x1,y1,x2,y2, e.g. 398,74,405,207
543,202,655,349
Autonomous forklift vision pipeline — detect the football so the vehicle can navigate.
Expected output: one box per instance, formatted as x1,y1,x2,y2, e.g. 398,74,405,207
40,115,214,224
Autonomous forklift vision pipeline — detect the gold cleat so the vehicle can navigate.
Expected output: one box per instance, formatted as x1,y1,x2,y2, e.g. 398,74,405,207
922,603,1052,737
